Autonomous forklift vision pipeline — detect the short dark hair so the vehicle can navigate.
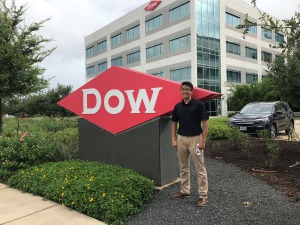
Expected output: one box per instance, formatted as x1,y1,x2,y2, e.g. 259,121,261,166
181,81,193,91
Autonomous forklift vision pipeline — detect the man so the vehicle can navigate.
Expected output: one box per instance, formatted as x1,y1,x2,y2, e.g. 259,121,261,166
171,81,209,207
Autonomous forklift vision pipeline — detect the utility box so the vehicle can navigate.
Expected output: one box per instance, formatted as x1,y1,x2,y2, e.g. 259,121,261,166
78,116,178,186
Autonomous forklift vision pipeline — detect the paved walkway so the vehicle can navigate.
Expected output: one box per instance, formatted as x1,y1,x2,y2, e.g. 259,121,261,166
0,183,106,225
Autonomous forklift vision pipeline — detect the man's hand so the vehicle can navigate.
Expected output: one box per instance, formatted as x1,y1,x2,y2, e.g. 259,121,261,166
171,122,178,149
199,139,206,150
200,120,208,150
172,139,178,149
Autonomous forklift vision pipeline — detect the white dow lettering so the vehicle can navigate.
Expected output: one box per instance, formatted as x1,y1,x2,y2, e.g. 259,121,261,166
82,89,101,114
125,87,163,113
104,89,125,115
82,87,163,114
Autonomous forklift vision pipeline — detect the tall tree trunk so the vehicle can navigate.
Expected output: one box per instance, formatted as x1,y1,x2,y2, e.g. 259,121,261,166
0,98,2,134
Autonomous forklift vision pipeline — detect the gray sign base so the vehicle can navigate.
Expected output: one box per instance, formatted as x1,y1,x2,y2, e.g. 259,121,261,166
78,116,178,186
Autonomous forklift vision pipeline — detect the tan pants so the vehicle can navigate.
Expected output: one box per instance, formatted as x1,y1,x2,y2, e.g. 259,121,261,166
177,134,208,198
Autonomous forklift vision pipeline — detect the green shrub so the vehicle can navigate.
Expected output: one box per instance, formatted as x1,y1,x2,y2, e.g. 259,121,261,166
241,138,252,158
265,139,280,168
208,118,232,140
257,130,281,168
7,160,155,225
288,128,300,141
2,117,78,137
0,117,78,181
228,127,247,150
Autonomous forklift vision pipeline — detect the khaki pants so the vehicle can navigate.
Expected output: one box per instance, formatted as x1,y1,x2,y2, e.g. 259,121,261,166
177,134,208,198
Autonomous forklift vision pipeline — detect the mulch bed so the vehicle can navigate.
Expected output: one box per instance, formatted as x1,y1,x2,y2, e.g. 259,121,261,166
206,137,300,204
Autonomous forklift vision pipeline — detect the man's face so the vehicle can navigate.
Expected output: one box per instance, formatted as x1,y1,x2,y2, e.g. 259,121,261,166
180,85,192,100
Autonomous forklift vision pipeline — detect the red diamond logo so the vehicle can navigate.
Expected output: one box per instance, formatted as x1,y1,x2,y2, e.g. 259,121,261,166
144,1,161,11
58,67,221,135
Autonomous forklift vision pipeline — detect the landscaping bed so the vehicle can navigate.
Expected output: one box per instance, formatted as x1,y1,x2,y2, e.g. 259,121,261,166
206,137,300,204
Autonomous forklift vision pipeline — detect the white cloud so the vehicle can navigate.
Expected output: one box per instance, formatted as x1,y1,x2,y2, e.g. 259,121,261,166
13,0,149,91
243,0,299,19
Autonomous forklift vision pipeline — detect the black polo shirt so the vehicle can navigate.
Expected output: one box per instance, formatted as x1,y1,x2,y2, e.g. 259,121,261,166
171,99,209,136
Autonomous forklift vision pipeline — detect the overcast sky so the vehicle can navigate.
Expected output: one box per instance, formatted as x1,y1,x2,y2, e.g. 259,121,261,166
14,0,300,91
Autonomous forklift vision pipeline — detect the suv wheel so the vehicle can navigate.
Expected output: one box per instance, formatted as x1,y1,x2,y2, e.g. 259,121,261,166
269,124,277,139
285,121,294,135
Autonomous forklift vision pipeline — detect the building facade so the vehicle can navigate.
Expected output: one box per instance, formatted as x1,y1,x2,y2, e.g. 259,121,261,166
84,0,284,116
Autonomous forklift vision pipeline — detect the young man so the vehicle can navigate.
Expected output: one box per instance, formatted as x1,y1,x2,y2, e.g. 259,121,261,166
171,81,209,207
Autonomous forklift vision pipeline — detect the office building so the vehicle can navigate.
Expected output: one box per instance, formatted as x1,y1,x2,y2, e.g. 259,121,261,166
84,0,284,116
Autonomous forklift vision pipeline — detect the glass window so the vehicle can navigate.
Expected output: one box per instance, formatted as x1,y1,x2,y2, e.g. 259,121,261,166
86,66,95,77
169,2,190,22
261,27,272,39
126,25,140,40
208,4,214,18
245,47,257,59
151,71,163,77
146,44,163,59
146,15,162,32
111,33,122,47
127,51,140,64
202,2,208,17
86,46,94,57
202,20,209,35
261,51,272,63
248,22,257,34
227,70,241,83
226,12,240,27
246,73,258,84
170,34,191,52
111,57,122,66
98,62,107,73
97,41,107,53
275,33,284,43
214,0,220,6
226,41,240,55
170,67,191,81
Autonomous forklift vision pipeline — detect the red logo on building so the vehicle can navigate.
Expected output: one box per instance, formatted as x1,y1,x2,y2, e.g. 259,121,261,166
58,67,221,135
144,1,161,11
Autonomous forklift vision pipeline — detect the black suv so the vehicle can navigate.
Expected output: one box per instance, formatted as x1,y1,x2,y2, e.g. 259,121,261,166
229,101,294,138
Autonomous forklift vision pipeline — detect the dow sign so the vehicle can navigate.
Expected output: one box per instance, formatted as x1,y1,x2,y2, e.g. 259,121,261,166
58,66,221,135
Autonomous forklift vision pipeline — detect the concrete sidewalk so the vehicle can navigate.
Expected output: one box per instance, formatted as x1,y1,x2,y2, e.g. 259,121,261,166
0,183,106,225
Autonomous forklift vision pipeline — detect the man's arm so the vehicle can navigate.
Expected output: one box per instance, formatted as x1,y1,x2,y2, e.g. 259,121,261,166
200,119,208,149
171,122,178,149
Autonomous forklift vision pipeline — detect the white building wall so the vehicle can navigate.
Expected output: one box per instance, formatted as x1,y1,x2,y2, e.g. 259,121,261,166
85,0,284,116
220,0,282,115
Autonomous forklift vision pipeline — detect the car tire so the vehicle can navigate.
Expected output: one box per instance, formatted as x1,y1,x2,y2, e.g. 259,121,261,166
285,121,294,135
269,124,277,139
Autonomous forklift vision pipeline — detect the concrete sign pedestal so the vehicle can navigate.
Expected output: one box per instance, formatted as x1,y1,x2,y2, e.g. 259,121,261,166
78,116,178,186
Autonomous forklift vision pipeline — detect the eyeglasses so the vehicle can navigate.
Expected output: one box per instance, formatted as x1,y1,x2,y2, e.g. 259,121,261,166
180,88,192,91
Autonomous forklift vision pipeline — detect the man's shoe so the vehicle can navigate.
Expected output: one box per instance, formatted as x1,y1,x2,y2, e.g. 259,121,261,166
171,192,190,199
197,198,208,207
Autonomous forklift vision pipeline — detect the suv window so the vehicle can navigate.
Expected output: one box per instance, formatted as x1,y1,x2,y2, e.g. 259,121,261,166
275,104,284,113
281,102,291,112
240,103,273,114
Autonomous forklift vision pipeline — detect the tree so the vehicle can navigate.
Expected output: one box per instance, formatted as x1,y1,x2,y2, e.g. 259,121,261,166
226,77,279,111
236,0,300,110
0,0,55,133
267,46,300,109
3,84,74,117
44,84,74,117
